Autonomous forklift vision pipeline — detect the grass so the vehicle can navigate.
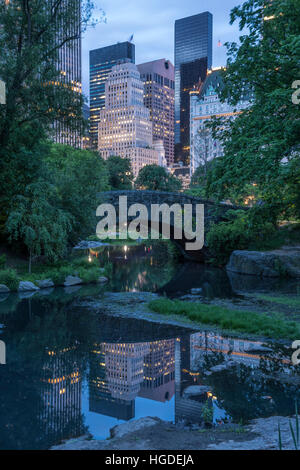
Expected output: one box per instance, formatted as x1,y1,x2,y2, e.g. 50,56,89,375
0,255,110,291
148,298,300,340
254,294,300,308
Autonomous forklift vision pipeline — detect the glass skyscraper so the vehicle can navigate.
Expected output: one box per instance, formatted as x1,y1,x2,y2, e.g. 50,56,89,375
175,12,213,163
89,42,135,149
55,0,82,147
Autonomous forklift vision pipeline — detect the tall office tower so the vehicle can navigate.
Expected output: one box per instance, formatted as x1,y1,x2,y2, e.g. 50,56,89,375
137,59,175,166
53,0,82,147
175,12,213,163
98,62,159,178
139,340,175,403
4,0,82,146
89,42,135,149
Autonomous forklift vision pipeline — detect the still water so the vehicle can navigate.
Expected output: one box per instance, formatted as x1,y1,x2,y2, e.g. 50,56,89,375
0,242,299,449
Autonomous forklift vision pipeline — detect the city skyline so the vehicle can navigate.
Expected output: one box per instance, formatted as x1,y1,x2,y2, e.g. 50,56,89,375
82,0,242,98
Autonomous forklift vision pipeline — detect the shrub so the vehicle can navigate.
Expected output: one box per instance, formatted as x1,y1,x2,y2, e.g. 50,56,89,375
0,254,6,269
206,209,276,265
0,268,20,290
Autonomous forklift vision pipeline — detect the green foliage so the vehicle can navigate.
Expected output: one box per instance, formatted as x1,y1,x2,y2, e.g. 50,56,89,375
6,180,72,268
0,2,108,264
105,156,133,190
148,298,299,340
45,144,110,244
4,143,110,264
206,209,276,265
0,268,20,291
279,402,300,450
206,0,300,222
202,400,213,425
0,255,111,290
0,254,6,269
135,165,182,192
0,1,94,226
188,160,217,198
255,294,300,308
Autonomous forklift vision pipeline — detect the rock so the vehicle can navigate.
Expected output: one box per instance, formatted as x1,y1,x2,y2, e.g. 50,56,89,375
110,417,160,439
37,279,54,289
73,240,110,250
183,385,210,397
98,276,108,283
0,284,10,293
64,276,82,287
227,247,300,278
191,288,203,295
227,270,290,293
18,281,39,292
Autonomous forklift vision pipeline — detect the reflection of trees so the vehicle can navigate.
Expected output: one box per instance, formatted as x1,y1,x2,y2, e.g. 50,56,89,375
0,297,96,449
99,243,177,292
207,362,300,423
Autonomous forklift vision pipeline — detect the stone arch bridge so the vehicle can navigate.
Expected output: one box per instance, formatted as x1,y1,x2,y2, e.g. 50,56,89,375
98,190,245,262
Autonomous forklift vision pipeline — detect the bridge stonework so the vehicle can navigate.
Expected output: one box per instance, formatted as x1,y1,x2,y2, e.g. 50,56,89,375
98,190,243,261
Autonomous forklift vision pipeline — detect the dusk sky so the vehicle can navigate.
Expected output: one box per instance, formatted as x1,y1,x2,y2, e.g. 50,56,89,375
82,0,244,100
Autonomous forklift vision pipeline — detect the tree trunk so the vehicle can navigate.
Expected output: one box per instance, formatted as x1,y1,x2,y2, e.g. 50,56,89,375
29,249,32,274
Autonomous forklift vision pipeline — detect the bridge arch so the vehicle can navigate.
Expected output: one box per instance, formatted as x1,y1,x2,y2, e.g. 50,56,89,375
97,190,244,262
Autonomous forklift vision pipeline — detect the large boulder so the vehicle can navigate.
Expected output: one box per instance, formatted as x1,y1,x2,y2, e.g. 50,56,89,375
110,417,160,439
18,281,39,292
37,279,54,289
64,276,82,287
226,246,300,278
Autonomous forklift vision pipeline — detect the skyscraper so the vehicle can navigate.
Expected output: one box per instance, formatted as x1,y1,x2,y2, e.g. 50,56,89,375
89,42,135,149
98,62,159,178
175,12,213,163
55,17,82,147
137,59,175,166
4,0,82,146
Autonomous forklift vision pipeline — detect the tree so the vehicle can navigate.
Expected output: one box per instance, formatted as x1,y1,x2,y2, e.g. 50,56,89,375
45,144,110,245
206,0,300,222
0,0,96,230
189,159,217,198
192,125,211,177
135,165,182,192
6,180,72,272
105,156,133,190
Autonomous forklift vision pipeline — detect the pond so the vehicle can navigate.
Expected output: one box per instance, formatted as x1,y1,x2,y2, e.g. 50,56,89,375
0,242,299,449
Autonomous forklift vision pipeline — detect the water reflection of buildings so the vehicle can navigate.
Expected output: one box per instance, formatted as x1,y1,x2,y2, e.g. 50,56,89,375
190,332,263,368
139,340,175,402
41,347,83,443
175,333,266,424
89,339,175,420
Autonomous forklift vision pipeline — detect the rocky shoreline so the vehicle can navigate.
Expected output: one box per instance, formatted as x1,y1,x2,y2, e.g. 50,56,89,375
51,415,298,451
227,246,300,278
